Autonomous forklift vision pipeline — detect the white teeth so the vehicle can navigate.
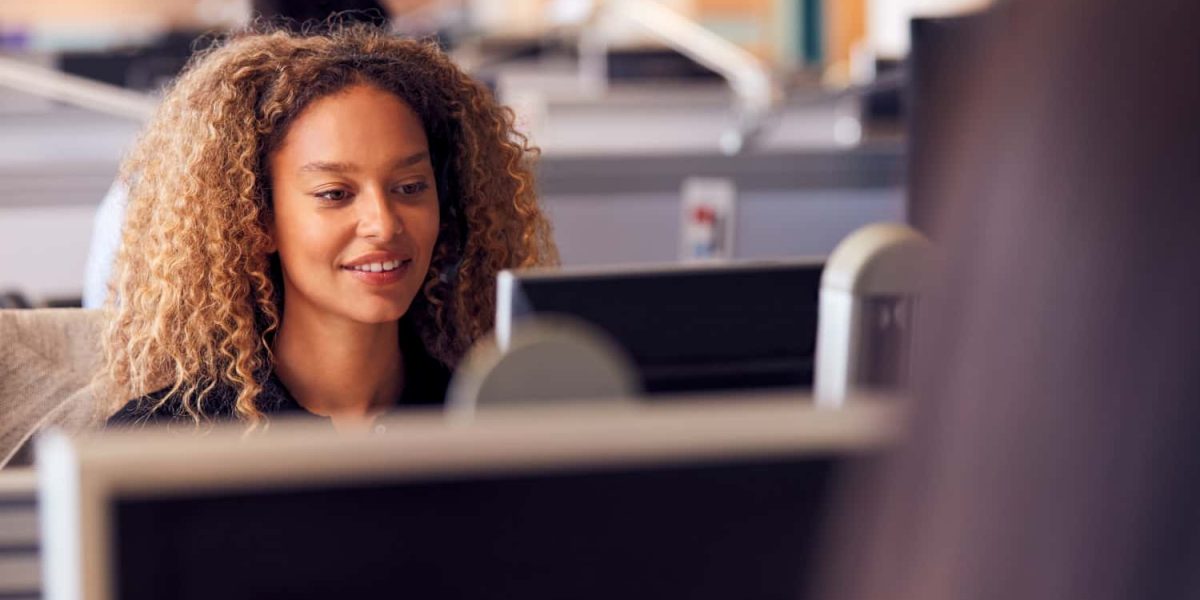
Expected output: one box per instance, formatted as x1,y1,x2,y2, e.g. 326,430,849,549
350,260,405,273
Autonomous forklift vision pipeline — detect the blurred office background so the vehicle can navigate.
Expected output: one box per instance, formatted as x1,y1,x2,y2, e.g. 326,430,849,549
0,0,986,306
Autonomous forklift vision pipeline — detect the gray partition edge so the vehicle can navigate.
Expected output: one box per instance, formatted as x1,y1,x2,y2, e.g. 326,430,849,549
535,142,905,196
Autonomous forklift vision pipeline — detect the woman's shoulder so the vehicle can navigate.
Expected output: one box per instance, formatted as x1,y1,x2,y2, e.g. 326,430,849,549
106,373,311,428
106,382,240,427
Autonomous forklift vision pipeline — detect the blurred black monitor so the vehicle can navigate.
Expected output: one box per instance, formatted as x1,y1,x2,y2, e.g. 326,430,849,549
496,260,824,395
905,11,996,234
38,402,893,600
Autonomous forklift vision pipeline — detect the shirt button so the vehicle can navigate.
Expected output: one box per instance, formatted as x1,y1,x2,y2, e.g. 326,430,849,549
374,424,387,435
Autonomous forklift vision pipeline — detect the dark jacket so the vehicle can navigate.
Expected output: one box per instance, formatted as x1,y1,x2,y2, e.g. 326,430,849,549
108,321,450,426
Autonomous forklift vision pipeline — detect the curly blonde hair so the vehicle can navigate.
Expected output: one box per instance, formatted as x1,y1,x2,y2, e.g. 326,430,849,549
103,25,557,425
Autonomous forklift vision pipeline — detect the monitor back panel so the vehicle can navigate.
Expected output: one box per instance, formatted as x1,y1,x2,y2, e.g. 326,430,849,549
112,454,852,600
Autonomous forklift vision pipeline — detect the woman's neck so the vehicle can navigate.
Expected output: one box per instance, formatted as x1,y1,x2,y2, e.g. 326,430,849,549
272,308,404,431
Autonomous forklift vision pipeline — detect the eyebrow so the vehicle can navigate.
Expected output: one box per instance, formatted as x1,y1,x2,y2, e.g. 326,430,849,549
298,151,430,174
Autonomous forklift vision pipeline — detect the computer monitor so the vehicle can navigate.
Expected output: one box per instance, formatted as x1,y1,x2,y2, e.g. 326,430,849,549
38,400,894,600
906,12,995,233
496,260,824,394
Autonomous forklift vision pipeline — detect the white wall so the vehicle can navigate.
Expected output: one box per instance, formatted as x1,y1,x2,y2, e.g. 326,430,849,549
0,206,97,302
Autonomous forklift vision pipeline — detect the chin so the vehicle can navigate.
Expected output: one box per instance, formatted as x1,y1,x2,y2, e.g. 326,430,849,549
347,301,411,324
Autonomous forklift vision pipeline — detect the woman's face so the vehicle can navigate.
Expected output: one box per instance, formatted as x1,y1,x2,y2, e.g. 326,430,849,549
268,84,440,326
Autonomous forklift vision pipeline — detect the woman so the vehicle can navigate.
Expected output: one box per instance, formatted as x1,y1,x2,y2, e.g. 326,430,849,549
104,25,557,429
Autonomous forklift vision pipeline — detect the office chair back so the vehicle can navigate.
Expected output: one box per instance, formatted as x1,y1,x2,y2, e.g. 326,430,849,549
0,309,106,467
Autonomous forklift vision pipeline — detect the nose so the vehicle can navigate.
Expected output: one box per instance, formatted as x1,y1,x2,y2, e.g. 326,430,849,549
356,187,402,241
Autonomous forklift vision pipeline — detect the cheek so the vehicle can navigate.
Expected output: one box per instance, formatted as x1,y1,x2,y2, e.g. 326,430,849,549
274,207,342,270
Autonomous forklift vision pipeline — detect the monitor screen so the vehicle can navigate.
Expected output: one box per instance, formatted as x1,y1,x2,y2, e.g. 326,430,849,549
38,401,893,600
497,260,824,394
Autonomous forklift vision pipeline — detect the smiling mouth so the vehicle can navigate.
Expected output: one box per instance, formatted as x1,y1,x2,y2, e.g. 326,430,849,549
343,259,412,273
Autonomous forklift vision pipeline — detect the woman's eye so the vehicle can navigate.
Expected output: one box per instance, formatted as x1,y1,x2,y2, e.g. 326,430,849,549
396,181,429,196
315,188,350,202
